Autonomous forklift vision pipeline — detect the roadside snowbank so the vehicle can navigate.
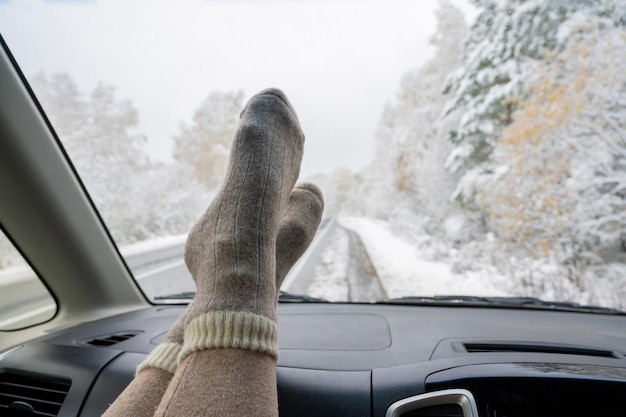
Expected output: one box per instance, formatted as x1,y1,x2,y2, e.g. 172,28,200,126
339,217,510,298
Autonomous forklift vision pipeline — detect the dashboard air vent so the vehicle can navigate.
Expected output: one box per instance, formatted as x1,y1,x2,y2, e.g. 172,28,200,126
80,331,142,347
463,342,619,358
0,371,71,416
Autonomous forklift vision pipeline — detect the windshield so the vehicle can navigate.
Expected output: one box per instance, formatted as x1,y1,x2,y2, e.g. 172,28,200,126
1,0,624,310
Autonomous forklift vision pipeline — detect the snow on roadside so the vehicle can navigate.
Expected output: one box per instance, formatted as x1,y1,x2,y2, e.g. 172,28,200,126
338,217,510,299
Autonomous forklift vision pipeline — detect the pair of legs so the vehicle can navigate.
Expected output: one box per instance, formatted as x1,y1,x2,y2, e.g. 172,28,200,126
103,89,324,417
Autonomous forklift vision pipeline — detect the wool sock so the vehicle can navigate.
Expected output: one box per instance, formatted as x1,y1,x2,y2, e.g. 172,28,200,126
179,87,304,352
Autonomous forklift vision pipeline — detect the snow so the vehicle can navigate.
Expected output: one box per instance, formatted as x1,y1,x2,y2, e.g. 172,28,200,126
339,217,509,299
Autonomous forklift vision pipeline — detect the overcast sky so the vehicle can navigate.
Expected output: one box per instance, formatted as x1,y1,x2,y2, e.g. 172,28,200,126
0,0,473,178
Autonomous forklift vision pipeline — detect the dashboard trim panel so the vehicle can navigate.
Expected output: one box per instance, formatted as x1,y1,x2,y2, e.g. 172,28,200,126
385,388,479,417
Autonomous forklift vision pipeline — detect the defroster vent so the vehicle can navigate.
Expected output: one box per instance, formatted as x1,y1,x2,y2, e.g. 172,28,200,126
462,342,620,358
0,371,71,416
79,330,142,347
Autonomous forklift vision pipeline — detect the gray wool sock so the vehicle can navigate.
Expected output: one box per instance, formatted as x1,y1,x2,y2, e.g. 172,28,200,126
180,88,305,361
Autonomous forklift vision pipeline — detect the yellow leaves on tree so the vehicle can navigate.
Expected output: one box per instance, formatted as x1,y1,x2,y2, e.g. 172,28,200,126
480,33,614,260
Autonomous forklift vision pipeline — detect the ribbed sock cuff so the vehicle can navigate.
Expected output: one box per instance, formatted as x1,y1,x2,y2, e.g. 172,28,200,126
136,342,181,376
180,310,278,361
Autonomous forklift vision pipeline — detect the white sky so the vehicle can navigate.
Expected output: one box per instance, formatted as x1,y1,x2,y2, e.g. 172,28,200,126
0,0,473,177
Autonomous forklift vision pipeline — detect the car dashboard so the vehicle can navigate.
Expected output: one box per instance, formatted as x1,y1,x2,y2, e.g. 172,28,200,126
1,303,626,417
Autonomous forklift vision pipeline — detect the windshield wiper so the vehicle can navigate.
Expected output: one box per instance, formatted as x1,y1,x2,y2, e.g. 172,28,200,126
381,295,625,314
278,291,329,303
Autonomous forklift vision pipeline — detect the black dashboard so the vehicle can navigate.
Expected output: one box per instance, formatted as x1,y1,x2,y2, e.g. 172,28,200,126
1,303,626,417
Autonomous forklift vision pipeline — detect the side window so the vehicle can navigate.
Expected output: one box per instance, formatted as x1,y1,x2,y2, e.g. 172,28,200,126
0,229,56,330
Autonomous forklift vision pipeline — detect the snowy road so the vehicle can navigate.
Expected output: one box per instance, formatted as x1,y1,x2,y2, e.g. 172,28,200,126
344,229,388,301
283,219,388,302
4,215,620,324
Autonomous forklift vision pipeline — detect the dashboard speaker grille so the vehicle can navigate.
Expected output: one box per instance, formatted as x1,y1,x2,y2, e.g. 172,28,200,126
0,371,71,416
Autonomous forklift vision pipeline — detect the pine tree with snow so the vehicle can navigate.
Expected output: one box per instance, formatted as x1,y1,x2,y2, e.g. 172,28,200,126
443,0,626,201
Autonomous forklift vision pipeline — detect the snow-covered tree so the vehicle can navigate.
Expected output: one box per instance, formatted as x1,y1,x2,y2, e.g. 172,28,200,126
31,73,206,243
444,0,626,198
32,73,153,241
173,90,244,190
390,0,466,227
124,162,208,240
323,167,361,218
478,17,626,285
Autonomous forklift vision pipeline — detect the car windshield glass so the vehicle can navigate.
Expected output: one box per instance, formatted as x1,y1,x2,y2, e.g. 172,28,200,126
1,0,625,309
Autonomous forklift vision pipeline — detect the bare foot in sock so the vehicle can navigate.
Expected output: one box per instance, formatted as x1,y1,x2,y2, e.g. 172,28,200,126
178,88,310,364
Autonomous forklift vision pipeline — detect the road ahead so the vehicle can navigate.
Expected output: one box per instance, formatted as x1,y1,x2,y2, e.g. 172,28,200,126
281,219,387,302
